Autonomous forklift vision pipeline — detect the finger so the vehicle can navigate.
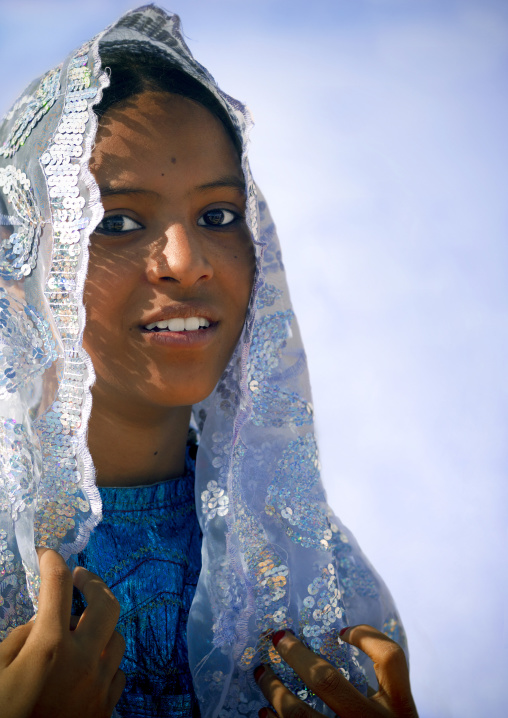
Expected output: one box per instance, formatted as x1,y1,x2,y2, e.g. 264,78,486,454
0,622,33,666
340,625,412,701
255,664,322,718
73,566,120,652
106,668,126,714
34,548,73,636
0,624,45,712
270,630,376,717
100,630,126,684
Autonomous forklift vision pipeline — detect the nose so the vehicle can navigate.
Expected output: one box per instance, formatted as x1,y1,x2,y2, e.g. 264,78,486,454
146,222,213,286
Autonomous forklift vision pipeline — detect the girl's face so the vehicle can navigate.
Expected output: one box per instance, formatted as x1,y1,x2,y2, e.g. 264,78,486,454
84,91,255,412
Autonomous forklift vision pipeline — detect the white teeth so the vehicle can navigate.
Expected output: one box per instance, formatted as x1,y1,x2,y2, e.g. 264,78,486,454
167,318,185,331
144,316,211,332
184,317,200,331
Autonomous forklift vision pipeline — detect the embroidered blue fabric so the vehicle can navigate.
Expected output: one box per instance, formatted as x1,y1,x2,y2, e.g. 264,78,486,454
72,447,201,718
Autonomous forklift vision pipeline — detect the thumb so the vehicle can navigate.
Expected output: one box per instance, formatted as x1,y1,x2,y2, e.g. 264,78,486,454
340,625,413,705
34,548,73,637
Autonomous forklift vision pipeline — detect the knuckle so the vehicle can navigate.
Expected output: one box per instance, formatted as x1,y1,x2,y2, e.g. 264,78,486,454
38,633,67,663
380,642,407,672
312,664,343,697
98,586,121,621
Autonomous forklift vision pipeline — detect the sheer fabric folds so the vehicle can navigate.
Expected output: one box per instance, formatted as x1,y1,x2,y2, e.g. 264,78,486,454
0,6,406,716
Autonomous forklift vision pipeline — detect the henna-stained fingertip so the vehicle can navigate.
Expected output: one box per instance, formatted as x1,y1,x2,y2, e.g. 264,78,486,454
271,629,286,647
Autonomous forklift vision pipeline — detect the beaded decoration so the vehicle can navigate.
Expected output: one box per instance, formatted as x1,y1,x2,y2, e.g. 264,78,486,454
0,67,61,159
0,419,38,524
0,532,34,639
0,166,43,279
34,43,107,554
0,419,41,638
0,34,107,637
0,288,58,397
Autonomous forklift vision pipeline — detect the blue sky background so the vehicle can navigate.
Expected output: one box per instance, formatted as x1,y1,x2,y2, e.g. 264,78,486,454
0,1,507,716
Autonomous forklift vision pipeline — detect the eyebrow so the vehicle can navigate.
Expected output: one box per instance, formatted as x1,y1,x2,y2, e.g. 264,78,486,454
99,186,151,198
196,176,246,194
99,175,246,198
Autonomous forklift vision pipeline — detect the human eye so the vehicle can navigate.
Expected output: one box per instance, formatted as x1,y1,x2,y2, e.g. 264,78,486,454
94,214,144,235
197,208,240,228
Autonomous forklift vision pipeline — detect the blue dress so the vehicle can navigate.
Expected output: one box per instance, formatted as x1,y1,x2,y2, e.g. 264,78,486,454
73,446,202,718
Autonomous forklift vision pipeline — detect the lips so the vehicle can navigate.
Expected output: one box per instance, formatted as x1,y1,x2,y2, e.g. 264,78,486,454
139,316,218,348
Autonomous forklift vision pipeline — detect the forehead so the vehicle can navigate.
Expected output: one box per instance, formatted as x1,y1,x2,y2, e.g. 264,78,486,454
91,91,241,183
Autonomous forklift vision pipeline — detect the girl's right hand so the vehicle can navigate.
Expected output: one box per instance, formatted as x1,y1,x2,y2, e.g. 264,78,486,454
255,625,418,718
0,548,125,718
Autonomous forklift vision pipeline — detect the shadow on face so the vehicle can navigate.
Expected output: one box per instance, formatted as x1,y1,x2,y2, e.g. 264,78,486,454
84,91,255,420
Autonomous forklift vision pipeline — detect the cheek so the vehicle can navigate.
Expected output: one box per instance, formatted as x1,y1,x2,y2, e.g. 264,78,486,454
84,242,137,319
84,255,113,325
82,244,131,359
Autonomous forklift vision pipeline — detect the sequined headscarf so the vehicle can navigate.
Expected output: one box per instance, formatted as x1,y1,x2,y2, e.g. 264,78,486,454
0,5,407,716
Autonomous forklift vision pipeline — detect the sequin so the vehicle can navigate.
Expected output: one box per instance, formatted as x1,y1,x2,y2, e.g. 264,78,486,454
208,431,233,489
201,480,229,520
0,531,34,639
382,614,407,647
0,419,38,522
256,282,283,310
0,67,61,158
214,353,242,419
0,289,58,397
259,216,284,273
246,311,313,428
239,646,256,667
0,166,44,278
266,433,331,550
32,46,103,553
330,526,380,600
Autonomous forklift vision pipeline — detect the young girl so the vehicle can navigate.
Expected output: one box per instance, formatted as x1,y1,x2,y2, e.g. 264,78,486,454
0,6,417,717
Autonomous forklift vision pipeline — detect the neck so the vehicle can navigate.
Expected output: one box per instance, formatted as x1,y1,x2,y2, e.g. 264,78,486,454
88,386,192,487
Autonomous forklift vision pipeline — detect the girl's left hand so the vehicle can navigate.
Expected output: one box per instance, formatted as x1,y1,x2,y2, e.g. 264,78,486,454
254,625,418,718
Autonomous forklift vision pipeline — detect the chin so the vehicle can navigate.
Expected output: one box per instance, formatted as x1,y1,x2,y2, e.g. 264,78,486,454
148,380,219,409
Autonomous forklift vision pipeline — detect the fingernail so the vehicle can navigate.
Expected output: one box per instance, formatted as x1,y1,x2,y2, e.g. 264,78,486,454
272,629,286,647
259,709,268,718
254,664,266,682
339,626,350,637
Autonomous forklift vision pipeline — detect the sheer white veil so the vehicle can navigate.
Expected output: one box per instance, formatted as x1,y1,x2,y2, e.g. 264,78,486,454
0,5,407,716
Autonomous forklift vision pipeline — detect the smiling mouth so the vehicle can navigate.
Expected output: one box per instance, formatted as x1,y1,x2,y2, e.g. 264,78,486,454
142,317,212,332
